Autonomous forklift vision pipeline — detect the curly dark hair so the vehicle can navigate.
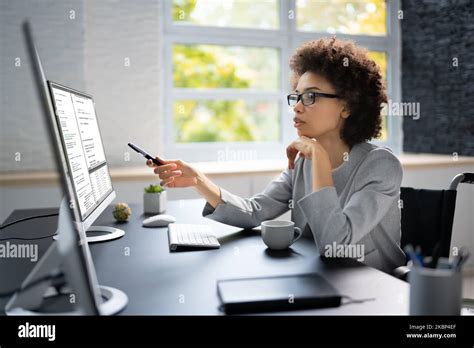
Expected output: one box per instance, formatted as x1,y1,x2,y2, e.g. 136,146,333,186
289,37,387,147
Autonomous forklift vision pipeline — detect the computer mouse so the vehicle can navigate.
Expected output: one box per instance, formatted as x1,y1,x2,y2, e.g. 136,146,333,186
142,214,176,227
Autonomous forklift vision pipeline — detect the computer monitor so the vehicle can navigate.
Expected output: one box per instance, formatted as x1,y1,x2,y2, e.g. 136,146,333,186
46,81,124,243
5,20,127,315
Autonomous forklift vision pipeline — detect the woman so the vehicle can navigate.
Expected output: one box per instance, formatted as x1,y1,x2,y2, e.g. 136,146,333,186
147,37,406,273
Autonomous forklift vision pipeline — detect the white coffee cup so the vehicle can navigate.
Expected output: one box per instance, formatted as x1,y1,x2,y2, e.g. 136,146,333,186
261,220,303,250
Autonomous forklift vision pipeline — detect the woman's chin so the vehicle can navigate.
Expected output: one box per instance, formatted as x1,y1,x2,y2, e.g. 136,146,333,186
297,129,316,138
296,126,326,138
296,129,306,137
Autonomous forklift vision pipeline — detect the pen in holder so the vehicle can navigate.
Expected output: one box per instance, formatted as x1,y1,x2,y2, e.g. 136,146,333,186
409,259,462,315
406,245,470,315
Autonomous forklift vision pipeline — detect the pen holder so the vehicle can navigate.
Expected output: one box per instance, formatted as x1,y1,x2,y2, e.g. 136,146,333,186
409,263,462,315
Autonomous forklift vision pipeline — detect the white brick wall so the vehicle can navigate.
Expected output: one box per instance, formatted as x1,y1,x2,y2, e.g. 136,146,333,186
0,0,162,171
0,0,86,171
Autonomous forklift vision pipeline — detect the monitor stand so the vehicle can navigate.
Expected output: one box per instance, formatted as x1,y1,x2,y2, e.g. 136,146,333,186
86,226,125,243
53,226,125,243
53,225,125,243
6,282,128,316
5,199,128,316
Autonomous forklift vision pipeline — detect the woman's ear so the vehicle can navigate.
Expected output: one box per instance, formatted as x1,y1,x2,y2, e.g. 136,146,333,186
340,103,350,119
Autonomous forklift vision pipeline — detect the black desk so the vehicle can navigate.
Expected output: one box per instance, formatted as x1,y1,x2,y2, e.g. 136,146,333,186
0,199,409,315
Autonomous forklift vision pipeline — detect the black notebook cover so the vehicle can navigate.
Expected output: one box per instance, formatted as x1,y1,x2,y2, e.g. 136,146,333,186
217,273,341,314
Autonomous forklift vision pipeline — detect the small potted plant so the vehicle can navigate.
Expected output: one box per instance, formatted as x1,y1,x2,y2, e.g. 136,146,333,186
143,184,166,214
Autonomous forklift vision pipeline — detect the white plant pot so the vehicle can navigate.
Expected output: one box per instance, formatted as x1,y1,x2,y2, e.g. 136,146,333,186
143,190,167,214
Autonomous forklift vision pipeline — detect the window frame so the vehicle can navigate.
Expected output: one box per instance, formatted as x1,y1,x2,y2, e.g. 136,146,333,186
161,0,402,162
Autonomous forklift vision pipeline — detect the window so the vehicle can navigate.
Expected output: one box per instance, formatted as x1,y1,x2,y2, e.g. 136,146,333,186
172,0,280,29
172,44,280,143
163,0,401,162
296,0,387,35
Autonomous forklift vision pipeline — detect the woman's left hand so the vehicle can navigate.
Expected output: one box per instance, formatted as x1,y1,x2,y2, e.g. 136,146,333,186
286,136,327,169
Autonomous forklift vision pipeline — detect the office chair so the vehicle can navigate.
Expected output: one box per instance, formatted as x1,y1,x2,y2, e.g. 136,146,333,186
393,172,474,281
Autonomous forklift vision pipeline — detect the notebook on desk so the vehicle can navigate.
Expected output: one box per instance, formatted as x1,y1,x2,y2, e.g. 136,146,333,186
217,273,341,314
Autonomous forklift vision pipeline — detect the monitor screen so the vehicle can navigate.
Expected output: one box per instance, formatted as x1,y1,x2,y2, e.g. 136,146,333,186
48,82,113,221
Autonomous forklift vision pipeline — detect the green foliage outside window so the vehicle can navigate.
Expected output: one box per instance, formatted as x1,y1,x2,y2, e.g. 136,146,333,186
171,0,389,143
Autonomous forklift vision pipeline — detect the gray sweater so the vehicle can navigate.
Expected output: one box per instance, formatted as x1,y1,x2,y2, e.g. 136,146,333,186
202,142,406,273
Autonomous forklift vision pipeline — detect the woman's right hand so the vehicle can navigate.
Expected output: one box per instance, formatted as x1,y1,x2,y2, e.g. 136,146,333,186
147,157,199,188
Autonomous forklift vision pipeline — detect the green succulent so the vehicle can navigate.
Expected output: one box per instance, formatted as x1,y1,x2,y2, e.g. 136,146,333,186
144,184,165,194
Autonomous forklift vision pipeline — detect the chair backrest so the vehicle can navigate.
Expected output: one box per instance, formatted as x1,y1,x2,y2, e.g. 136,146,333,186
399,187,457,259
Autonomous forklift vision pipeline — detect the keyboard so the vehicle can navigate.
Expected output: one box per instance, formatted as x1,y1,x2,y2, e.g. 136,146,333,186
168,223,220,251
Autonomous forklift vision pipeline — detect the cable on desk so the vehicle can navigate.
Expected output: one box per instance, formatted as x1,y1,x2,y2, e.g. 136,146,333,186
0,213,59,230
0,233,57,242
341,295,376,305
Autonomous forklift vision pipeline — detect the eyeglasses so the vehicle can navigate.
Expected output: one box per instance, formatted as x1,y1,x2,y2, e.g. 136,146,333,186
287,91,339,107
